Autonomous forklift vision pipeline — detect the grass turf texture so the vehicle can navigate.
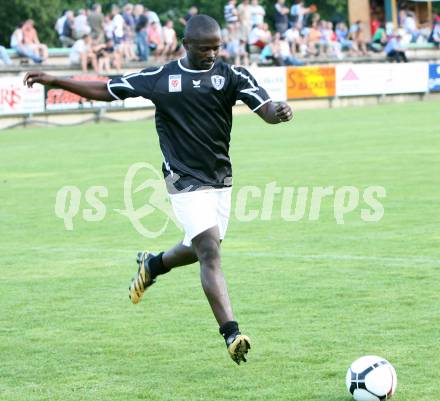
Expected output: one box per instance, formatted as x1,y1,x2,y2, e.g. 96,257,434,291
0,101,439,401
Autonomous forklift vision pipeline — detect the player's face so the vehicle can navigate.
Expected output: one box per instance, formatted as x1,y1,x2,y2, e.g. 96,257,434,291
185,33,222,70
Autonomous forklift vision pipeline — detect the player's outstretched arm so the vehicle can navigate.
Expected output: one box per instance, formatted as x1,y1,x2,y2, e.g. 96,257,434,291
23,71,114,102
256,101,293,124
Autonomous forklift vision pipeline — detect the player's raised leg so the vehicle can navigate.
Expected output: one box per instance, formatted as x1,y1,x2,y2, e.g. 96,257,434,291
192,226,251,364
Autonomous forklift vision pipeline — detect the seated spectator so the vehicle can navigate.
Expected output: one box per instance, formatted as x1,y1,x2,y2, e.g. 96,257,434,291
0,45,12,65
274,0,289,34
69,34,98,72
350,20,368,55
335,22,352,50
95,38,121,73
10,22,43,64
180,6,198,26
60,11,75,47
306,20,322,56
250,0,265,27
22,19,48,62
248,22,271,52
428,19,440,47
224,23,249,66
384,34,408,62
162,20,183,61
370,23,387,51
74,9,91,39
284,22,305,55
147,21,164,59
278,33,304,65
88,4,105,43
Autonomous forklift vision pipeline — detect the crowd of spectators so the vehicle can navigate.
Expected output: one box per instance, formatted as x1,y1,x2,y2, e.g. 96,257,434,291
1,1,440,71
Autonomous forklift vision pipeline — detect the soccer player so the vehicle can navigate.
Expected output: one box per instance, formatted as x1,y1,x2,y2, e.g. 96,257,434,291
24,14,293,365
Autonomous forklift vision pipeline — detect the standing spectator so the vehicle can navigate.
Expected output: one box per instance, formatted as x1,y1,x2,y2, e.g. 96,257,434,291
274,0,289,34
385,33,408,62
290,0,315,29
0,46,12,65
428,19,440,47
180,6,198,26
22,20,48,62
55,11,68,39
135,8,149,61
403,11,419,42
237,0,252,45
60,11,75,47
370,15,381,36
250,0,265,27
224,23,249,65
69,34,98,72
103,15,114,41
224,0,239,26
122,4,137,61
111,5,125,46
88,4,105,43
74,9,91,39
145,7,161,27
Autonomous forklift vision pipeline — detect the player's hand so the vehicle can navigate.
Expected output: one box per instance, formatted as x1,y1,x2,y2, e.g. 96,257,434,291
275,102,293,122
23,72,55,88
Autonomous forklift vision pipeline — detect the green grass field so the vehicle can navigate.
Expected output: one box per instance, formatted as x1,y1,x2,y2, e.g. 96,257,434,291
1,101,439,401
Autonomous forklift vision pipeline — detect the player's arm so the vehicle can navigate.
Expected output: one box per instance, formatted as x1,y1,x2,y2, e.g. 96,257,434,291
23,72,114,101
256,101,293,124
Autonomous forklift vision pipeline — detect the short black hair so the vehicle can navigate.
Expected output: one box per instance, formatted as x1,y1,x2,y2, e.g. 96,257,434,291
184,14,220,41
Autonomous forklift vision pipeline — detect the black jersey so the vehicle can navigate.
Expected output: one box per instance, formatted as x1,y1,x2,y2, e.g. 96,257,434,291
107,59,271,192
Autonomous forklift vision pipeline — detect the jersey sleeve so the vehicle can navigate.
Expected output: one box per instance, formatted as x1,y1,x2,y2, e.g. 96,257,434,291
230,65,271,112
107,66,164,100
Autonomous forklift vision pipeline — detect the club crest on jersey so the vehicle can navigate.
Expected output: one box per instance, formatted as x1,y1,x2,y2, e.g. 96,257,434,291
211,75,225,90
168,75,182,92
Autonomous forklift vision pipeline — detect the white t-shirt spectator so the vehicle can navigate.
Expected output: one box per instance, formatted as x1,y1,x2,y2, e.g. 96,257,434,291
250,4,265,26
248,25,264,45
163,26,175,45
74,14,91,36
112,13,125,39
69,39,88,64
55,15,67,36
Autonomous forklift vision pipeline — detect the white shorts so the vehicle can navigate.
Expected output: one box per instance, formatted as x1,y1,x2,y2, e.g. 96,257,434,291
169,188,232,247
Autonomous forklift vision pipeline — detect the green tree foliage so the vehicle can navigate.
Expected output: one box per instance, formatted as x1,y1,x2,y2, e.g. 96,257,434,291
0,0,348,47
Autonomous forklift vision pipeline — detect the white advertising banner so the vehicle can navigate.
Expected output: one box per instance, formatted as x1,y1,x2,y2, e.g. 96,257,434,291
249,66,287,101
123,97,154,109
336,63,428,96
0,77,45,115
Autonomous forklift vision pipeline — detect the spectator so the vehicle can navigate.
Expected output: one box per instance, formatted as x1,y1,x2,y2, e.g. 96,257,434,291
350,20,368,55
133,4,144,25
238,0,252,45
145,7,161,27
224,23,249,65
22,20,48,62
162,20,182,60
274,0,289,34
428,19,440,47
250,0,265,27
279,33,304,65
88,4,105,43
60,11,75,47
147,21,164,59
403,10,419,42
290,0,315,29
371,23,387,51
306,20,321,56
384,33,408,62
103,15,114,41
284,22,305,56
74,9,91,39
95,38,121,73
121,4,137,61
224,0,239,26
248,22,271,51
55,10,68,39
370,15,381,36
111,5,125,45
0,45,12,65
69,34,98,72
135,8,149,61
180,6,198,26
335,22,353,52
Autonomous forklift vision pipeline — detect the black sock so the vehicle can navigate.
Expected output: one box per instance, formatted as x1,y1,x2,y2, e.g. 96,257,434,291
149,252,170,280
219,321,240,344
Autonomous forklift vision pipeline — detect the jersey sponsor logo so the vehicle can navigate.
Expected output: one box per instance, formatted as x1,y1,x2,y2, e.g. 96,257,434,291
168,75,182,92
192,80,201,88
211,75,225,90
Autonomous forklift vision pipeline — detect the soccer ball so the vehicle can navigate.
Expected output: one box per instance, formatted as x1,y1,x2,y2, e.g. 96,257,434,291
346,355,397,401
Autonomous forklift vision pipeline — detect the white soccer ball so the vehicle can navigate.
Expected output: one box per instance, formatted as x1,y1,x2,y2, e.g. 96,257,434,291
346,355,397,401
